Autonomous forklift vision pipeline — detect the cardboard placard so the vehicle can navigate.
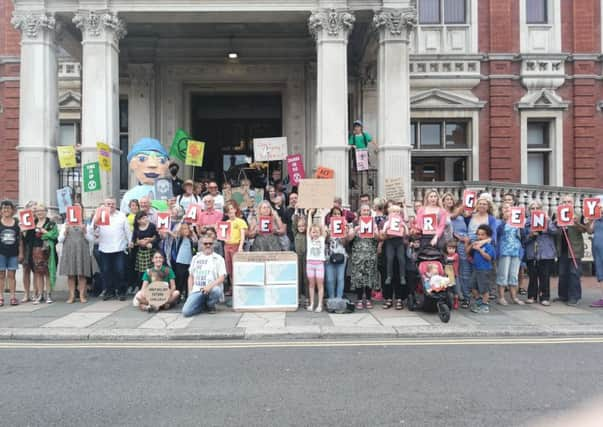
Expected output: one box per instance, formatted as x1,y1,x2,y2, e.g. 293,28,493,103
223,187,264,210
56,187,72,214
258,216,273,235
253,137,288,162
315,166,334,179
386,215,404,237
97,142,112,172
185,140,206,166
286,154,305,186
156,212,171,232
355,149,369,171
143,281,171,308
154,178,173,200
184,204,202,223
530,210,547,232
216,221,231,241
583,197,602,220
57,145,77,169
66,205,82,226
18,210,35,231
297,179,336,209
508,206,526,228
422,213,437,235
384,177,405,202
358,216,374,238
463,190,477,211
96,207,111,226
557,205,574,227
329,216,346,239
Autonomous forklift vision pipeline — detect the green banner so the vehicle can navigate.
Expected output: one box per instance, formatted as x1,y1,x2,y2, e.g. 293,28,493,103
83,162,101,193
169,128,190,161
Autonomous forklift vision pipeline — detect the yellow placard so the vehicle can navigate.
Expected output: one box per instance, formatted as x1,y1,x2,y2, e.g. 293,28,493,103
185,140,205,167
57,146,77,169
96,142,112,172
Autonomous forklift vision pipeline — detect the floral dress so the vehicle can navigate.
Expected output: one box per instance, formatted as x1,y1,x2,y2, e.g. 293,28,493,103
350,236,379,291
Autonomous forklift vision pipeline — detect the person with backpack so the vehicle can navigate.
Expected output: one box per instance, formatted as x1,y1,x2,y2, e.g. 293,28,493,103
176,179,201,213
168,222,198,302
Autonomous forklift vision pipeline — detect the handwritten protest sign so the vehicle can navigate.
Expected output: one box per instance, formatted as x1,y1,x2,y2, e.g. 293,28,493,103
355,149,369,171
97,142,112,172
185,140,205,166
57,146,77,169
56,187,72,214
384,178,405,202
143,281,171,308
253,137,288,162
297,179,336,209
286,154,305,186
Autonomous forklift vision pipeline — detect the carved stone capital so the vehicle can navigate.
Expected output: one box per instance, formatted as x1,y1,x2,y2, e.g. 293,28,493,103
11,11,56,41
308,8,355,40
373,8,417,40
73,10,126,43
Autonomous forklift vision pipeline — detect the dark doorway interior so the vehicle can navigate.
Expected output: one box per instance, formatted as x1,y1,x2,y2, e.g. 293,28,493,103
190,94,282,184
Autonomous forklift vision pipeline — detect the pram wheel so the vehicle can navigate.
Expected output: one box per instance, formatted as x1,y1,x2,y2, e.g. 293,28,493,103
437,301,450,323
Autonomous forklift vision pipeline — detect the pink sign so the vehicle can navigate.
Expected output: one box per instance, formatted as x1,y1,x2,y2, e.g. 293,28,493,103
286,154,306,186
355,149,369,172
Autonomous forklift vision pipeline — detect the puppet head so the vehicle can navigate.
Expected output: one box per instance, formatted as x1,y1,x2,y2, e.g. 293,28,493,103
127,138,169,185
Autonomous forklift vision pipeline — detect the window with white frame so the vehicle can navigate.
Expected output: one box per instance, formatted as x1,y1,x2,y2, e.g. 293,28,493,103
419,0,467,24
526,120,551,185
526,0,548,24
410,119,472,181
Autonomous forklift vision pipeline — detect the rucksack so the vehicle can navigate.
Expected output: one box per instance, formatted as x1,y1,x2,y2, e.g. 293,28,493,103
326,297,356,314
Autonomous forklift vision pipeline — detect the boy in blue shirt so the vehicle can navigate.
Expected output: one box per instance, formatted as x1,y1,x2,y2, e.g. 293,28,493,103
465,224,496,313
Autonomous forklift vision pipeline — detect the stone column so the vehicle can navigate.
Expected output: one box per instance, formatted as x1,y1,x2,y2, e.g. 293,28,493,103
308,8,355,204
73,10,126,208
128,63,155,188
374,7,416,201
11,11,59,208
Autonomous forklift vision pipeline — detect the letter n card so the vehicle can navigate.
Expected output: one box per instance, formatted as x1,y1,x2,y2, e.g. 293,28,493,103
329,216,345,238
156,212,171,232
259,216,273,235
66,205,82,226
508,207,526,228
358,216,374,238
530,210,547,232
216,221,231,241
18,210,35,231
582,197,602,220
556,205,574,227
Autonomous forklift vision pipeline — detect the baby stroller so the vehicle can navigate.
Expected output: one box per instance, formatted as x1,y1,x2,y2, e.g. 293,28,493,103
407,245,454,323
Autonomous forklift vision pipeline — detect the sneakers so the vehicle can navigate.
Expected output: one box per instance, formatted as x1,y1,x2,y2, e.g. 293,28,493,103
45,294,53,304
518,288,527,296
32,294,43,305
541,300,551,306
306,304,314,312
525,298,535,304
470,302,481,313
460,299,470,309
590,299,603,308
314,305,323,313
478,304,490,313
566,300,579,307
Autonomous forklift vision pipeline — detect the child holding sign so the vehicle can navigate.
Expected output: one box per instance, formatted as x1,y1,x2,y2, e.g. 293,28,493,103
134,251,180,312
380,204,408,310
495,203,525,305
306,210,327,312
348,204,380,310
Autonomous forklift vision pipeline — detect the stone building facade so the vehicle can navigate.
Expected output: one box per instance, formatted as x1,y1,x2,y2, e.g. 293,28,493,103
1,0,603,210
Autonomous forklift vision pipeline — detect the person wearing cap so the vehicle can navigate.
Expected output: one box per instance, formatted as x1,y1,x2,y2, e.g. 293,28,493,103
169,162,184,197
120,137,170,214
176,179,201,212
348,120,375,150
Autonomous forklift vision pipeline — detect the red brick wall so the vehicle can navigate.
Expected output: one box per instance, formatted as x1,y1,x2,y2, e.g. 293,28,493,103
0,0,20,200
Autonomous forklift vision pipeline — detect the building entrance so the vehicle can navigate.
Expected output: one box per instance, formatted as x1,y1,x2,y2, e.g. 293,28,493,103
190,94,282,186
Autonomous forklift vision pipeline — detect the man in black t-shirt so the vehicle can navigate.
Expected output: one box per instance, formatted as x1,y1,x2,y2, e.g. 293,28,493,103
0,200,23,306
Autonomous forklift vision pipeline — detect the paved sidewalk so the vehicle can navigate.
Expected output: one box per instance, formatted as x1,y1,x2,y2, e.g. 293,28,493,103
1,278,602,341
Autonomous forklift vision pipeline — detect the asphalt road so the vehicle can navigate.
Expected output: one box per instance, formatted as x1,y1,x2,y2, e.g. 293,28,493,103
1,338,602,427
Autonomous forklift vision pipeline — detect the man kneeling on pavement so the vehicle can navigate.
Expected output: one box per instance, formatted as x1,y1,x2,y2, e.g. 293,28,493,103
182,234,226,317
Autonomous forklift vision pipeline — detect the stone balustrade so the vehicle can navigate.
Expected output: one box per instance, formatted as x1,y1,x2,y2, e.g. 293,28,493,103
412,181,603,216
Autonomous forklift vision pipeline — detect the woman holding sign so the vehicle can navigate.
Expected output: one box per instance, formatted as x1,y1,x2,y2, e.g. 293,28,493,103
248,201,286,252
58,204,93,303
25,205,58,304
348,204,380,310
415,190,449,249
325,207,349,300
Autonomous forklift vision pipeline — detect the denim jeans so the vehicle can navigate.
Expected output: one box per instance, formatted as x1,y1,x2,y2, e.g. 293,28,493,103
384,239,406,285
558,255,582,302
99,251,127,296
325,261,346,299
182,288,221,317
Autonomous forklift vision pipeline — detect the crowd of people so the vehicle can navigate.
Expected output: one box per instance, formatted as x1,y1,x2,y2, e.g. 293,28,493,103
1,177,602,317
